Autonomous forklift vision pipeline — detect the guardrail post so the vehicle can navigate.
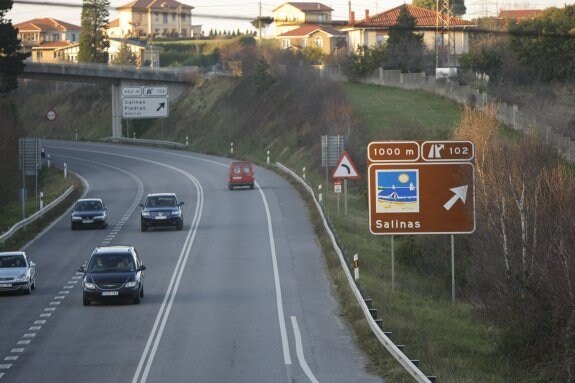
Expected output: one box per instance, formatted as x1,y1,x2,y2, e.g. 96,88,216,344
64,163,67,178
302,166,306,180
39,192,44,210
230,142,234,155
318,184,322,204
185,136,189,147
266,150,270,165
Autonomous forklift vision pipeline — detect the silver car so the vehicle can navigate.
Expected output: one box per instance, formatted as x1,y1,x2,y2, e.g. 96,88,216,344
0,251,37,294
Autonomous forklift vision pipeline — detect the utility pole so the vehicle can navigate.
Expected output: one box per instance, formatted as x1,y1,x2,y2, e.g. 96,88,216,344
258,1,262,43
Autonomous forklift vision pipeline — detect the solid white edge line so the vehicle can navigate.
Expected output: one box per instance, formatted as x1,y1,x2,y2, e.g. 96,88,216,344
291,316,319,383
257,183,292,365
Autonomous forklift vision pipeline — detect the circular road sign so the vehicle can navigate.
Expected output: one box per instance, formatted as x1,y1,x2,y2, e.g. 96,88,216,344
46,110,56,121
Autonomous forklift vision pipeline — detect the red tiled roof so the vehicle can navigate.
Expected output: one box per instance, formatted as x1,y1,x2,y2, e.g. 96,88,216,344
352,5,474,28
14,18,81,32
107,18,120,28
278,24,344,37
34,41,76,49
273,2,333,12
498,9,543,20
117,0,193,10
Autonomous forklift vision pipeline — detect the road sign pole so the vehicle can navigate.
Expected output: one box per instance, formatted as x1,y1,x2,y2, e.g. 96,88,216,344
451,234,455,304
344,179,348,217
391,235,395,292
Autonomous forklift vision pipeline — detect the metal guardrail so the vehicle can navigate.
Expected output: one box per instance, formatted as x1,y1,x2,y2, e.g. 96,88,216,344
99,137,186,148
0,186,75,245
276,162,432,383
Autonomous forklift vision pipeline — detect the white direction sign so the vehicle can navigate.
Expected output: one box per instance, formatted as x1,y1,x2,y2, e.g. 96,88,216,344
121,85,169,119
122,97,169,118
143,86,168,97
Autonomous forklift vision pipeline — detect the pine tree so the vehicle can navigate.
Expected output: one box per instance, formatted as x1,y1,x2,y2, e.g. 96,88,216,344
111,40,138,65
0,0,29,93
78,0,110,63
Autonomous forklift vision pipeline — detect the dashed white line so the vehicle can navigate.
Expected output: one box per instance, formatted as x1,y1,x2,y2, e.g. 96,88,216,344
3,357,17,362
17,341,30,345
29,326,41,331
10,349,23,354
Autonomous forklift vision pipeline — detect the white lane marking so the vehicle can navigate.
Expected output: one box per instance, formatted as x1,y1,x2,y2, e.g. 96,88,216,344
0,365,12,369
48,302,60,306
257,183,292,365
10,349,23,353
291,316,319,383
39,314,51,318
22,334,35,338
3,357,17,362
16,341,30,345
33,320,46,325
28,326,41,331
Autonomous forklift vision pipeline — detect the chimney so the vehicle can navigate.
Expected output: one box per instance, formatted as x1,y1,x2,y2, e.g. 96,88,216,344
365,9,370,23
350,11,355,24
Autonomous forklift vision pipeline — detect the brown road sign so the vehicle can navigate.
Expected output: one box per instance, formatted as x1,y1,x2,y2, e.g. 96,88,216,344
368,140,475,235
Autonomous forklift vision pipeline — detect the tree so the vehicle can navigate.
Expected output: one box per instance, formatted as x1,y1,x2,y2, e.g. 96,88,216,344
413,0,466,15
0,0,29,94
111,40,138,65
384,5,426,72
78,0,110,63
301,46,323,65
509,5,575,82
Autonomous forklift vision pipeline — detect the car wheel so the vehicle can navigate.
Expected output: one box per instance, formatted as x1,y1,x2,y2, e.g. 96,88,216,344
24,281,32,295
31,279,36,290
176,221,183,231
140,286,144,298
101,222,107,229
133,294,141,304
83,295,91,306
71,223,76,230
250,184,254,190
228,184,233,190
141,223,148,232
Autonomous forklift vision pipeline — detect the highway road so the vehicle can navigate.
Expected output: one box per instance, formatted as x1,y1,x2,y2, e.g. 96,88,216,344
0,141,384,383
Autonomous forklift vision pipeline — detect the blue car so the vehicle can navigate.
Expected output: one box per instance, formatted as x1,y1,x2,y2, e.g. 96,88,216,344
139,193,184,232
71,198,108,230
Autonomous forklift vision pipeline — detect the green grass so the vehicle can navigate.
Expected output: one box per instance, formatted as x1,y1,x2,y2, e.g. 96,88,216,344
342,82,462,139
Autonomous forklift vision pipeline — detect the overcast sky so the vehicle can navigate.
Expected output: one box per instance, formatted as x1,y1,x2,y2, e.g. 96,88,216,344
7,0,574,35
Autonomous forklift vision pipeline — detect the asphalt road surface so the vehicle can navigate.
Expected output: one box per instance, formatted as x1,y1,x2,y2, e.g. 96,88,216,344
0,141,384,383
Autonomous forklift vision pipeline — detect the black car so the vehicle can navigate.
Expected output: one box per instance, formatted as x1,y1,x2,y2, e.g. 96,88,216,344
71,198,108,230
139,193,184,232
78,245,145,305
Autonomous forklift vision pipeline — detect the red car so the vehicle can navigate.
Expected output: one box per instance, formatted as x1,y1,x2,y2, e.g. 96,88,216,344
228,161,254,190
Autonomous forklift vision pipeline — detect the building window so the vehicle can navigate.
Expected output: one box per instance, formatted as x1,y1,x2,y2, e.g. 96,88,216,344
71,33,76,42
155,12,159,22
52,33,59,41
163,13,168,23
282,39,290,49
182,13,186,21
314,36,323,48
302,39,307,47
172,13,176,21
376,34,387,46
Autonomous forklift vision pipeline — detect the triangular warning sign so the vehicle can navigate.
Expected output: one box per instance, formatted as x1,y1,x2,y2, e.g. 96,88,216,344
332,151,361,180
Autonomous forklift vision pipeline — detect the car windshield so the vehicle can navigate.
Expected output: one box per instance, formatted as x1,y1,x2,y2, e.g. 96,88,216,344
0,255,26,268
146,196,176,207
76,201,102,211
88,254,134,273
